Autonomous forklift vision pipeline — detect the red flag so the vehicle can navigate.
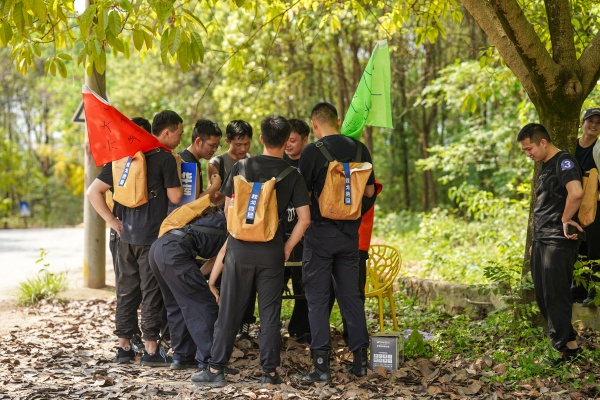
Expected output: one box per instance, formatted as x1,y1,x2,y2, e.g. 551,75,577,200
83,85,170,166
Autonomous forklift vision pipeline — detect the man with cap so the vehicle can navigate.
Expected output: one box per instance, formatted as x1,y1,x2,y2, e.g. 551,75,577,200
575,108,600,307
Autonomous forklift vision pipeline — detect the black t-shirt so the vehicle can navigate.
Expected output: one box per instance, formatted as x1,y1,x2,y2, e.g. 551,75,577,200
575,140,597,173
534,150,581,244
299,134,375,233
97,150,181,246
179,148,203,190
221,155,310,250
180,211,227,259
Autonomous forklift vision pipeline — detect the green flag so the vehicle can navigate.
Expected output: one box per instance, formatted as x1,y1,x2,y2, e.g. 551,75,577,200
341,40,393,140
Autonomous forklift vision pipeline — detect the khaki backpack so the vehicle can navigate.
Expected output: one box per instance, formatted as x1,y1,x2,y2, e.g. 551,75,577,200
316,141,373,220
159,194,212,237
227,165,295,242
578,168,599,228
112,149,179,208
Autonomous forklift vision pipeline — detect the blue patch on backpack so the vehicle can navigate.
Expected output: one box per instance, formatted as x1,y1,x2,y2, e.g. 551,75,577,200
560,159,575,171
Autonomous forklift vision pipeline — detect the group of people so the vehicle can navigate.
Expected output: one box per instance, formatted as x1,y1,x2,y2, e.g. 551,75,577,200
517,108,600,365
86,102,378,386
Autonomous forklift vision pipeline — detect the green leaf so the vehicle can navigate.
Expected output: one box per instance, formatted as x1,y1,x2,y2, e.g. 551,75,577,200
167,26,180,56
77,47,86,66
182,9,207,33
30,43,41,57
132,27,144,51
160,28,169,65
0,21,13,45
43,57,51,75
78,3,97,36
106,30,124,53
49,58,56,76
56,52,72,60
56,58,67,78
118,0,133,14
235,0,245,6
95,49,106,75
123,40,130,59
143,30,153,50
177,41,189,72
108,10,121,36
13,1,25,35
190,31,204,63
32,0,47,21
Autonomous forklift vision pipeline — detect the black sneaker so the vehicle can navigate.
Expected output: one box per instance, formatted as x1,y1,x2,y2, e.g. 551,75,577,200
171,358,198,370
113,346,136,363
191,368,226,387
550,347,583,366
131,334,145,353
260,372,283,386
140,347,172,367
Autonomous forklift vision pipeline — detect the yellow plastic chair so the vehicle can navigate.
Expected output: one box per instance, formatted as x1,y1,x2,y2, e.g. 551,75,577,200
365,244,401,332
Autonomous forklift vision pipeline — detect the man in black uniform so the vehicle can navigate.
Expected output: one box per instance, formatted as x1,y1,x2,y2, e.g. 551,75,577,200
87,110,184,367
282,118,311,341
107,117,152,352
518,123,583,364
298,102,376,381
179,119,223,194
148,197,227,371
193,115,311,387
575,108,600,307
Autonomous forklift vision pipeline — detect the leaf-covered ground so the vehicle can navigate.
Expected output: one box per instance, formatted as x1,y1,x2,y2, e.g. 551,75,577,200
0,298,598,399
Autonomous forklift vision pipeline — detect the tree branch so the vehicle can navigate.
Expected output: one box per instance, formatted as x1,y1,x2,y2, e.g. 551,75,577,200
544,0,577,67
578,32,600,97
491,0,558,92
459,0,537,98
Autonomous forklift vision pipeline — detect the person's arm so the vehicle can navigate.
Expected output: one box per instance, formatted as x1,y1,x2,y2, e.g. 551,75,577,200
202,173,222,203
167,186,183,204
208,239,228,304
364,184,375,198
86,179,123,236
284,205,310,261
200,256,216,276
562,179,584,239
208,162,226,204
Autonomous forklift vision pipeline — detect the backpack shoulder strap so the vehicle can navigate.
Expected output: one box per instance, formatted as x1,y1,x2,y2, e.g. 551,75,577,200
315,141,335,162
275,166,296,183
355,141,362,162
184,224,227,236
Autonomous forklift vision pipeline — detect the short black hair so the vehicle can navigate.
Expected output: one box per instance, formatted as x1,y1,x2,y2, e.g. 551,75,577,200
517,123,552,144
288,118,310,138
192,119,222,142
131,117,151,133
226,120,253,141
311,102,338,127
261,115,291,149
152,110,183,137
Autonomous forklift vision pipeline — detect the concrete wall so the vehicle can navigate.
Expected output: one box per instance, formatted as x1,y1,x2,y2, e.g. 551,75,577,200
397,277,600,330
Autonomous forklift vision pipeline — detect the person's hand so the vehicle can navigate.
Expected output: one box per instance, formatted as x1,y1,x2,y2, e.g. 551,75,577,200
109,217,122,237
209,283,220,304
284,243,293,262
563,219,583,240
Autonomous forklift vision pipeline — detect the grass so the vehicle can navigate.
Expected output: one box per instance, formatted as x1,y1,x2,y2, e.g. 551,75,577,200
17,248,68,305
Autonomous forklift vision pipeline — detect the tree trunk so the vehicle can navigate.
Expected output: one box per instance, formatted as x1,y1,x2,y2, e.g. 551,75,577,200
83,0,107,288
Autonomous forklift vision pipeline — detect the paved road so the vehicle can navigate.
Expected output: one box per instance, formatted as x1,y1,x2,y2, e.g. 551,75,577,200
0,228,114,299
